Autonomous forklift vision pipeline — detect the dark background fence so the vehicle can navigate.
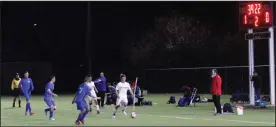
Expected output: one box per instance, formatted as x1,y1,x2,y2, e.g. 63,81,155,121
0,62,272,96
142,65,271,94
0,62,138,95
1,62,52,95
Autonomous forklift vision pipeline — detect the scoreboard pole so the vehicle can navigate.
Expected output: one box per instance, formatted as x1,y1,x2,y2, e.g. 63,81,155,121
268,26,275,105
248,29,255,105
0,2,2,87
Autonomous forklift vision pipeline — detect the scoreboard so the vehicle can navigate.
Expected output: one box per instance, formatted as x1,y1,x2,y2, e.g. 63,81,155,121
239,2,274,29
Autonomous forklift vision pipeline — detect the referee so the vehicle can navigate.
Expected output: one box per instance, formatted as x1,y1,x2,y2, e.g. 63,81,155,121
11,73,22,108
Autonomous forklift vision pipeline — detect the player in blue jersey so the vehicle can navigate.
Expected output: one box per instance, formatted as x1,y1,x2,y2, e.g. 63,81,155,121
44,75,58,120
18,71,35,115
72,75,92,125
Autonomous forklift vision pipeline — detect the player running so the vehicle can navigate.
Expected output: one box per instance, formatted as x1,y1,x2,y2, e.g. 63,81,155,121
18,71,35,115
72,75,93,125
44,75,58,120
87,75,100,114
112,74,134,119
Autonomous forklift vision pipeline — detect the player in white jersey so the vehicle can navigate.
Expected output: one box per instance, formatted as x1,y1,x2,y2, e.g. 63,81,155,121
112,74,134,119
87,76,100,114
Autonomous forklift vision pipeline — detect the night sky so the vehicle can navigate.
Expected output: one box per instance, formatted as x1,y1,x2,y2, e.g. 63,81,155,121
1,2,274,92
2,2,238,64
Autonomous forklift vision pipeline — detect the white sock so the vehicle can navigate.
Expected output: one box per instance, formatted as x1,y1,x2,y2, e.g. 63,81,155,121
122,106,126,112
96,105,99,111
113,107,117,115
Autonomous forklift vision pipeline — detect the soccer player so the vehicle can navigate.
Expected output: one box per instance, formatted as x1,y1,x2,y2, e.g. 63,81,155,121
112,74,134,119
72,75,93,125
87,75,100,114
11,73,22,108
44,75,58,120
18,71,35,115
94,72,107,108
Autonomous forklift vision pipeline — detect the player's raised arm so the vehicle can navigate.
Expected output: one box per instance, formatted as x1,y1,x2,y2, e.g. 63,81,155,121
94,78,102,83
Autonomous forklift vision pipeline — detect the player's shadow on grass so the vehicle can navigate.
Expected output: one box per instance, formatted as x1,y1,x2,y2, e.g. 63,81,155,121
3,107,17,110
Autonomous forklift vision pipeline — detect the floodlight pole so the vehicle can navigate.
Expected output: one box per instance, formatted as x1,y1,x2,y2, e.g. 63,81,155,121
86,2,92,74
0,2,2,87
248,29,255,105
268,26,275,105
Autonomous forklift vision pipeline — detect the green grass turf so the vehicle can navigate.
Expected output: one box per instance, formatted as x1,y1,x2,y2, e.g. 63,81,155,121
1,94,275,126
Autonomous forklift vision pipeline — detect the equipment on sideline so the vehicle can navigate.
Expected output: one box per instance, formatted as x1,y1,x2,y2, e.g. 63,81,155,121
167,96,176,104
189,88,197,106
223,103,234,113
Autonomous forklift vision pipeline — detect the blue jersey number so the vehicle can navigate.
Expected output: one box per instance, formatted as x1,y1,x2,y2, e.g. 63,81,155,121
79,87,83,94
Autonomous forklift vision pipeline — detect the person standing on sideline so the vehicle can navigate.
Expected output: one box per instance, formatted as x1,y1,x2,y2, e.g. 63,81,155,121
95,72,107,108
210,69,222,116
251,71,262,101
11,73,22,108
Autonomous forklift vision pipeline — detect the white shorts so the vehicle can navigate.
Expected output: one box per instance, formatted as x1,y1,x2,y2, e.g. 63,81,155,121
116,97,128,106
88,91,97,101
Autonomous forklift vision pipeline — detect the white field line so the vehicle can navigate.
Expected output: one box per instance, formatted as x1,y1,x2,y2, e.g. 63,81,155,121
142,114,275,125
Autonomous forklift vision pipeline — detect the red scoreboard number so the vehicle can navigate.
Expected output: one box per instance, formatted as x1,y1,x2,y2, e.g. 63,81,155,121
239,2,274,29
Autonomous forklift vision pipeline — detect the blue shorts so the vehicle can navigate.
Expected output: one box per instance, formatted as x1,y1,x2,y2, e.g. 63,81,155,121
44,98,56,107
76,100,88,111
23,92,31,101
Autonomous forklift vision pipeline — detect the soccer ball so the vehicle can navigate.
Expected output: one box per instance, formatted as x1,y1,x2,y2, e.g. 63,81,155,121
131,112,136,118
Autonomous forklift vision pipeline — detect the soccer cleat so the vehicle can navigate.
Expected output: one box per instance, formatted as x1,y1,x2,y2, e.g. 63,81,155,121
49,118,55,121
123,111,127,116
19,100,21,107
45,110,48,116
214,113,222,116
30,112,35,115
112,116,116,119
97,110,100,114
80,120,84,124
89,107,92,113
75,121,80,125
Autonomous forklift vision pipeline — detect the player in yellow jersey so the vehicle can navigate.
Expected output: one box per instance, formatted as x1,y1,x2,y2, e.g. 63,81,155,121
11,73,22,108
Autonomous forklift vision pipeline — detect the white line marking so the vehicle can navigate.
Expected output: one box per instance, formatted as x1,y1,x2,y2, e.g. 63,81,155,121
145,114,274,125
160,115,193,119
60,109,275,125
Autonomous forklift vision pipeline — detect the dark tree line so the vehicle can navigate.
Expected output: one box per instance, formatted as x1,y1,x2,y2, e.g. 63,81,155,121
121,11,257,69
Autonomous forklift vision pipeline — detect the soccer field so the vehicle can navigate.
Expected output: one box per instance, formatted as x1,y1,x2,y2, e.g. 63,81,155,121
1,94,275,126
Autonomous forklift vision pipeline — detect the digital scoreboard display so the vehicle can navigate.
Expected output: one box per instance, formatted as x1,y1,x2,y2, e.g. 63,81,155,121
239,2,274,29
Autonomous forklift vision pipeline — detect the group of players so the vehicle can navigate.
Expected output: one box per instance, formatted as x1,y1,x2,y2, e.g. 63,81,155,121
11,71,134,125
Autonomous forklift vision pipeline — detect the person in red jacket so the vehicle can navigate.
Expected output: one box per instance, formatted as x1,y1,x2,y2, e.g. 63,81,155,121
211,69,222,116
